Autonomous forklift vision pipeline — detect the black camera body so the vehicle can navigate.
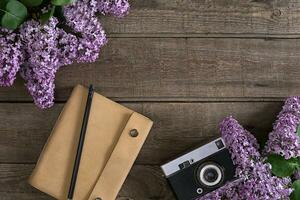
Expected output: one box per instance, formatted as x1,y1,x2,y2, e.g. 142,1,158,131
161,138,236,200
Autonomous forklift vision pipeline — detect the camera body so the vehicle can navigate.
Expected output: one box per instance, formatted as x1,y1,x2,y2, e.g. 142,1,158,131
161,138,236,200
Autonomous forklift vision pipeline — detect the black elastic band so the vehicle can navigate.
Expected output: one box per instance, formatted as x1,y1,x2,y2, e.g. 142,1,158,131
67,84,94,200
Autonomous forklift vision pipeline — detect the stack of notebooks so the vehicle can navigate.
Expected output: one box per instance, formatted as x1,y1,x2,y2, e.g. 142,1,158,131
28,85,153,200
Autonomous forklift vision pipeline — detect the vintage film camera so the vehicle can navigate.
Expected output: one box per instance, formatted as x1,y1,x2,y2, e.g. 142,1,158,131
161,138,236,200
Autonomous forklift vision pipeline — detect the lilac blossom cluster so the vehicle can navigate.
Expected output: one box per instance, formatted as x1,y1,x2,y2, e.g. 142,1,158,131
199,117,292,200
0,28,23,86
295,171,300,180
97,0,130,17
19,18,79,108
264,97,300,159
0,0,129,109
63,0,107,63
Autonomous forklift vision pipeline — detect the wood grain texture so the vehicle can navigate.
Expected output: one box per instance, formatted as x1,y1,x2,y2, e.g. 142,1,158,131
1,38,300,102
2,0,300,199
0,164,174,200
102,0,300,36
0,102,282,164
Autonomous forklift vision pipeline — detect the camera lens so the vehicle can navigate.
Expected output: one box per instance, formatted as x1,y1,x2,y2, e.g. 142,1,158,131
204,168,219,182
197,162,223,187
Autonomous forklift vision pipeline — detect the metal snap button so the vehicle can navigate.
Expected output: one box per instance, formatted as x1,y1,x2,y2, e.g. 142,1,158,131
129,129,139,137
95,198,102,200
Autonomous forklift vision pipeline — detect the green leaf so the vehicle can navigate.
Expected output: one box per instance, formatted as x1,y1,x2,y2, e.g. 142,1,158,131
51,0,75,6
297,124,300,137
0,0,9,9
291,180,300,200
266,154,299,177
20,0,43,7
0,0,28,30
53,6,65,21
0,0,9,19
40,6,55,24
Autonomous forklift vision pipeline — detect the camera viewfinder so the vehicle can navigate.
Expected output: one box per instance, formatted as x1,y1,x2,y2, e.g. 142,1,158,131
215,140,224,149
179,160,190,169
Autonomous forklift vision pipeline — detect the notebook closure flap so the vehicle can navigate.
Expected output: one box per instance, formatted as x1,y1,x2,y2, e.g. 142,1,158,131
88,112,153,200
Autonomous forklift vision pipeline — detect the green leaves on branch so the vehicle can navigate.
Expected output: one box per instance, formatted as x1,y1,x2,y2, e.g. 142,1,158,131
297,124,300,137
291,180,300,200
266,154,299,177
51,0,75,6
20,0,43,7
40,6,55,24
266,154,300,200
0,0,28,30
0,0,77,30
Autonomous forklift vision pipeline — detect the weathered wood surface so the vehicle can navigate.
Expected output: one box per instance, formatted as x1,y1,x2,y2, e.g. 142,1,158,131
0,102,282,164
102,0,300,37
1,38,300,101
0,164,174,200
2,0,300,199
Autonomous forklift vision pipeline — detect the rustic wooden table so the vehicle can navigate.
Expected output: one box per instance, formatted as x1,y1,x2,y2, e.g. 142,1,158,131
1,0,299,199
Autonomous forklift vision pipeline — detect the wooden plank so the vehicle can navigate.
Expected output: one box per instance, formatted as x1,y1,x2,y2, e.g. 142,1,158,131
1,38,300,102
102,0,300,36
0,102,282,164
0,164,174,200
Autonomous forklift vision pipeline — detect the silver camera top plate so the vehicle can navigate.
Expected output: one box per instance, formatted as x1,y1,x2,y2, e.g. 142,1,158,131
161,137,226,177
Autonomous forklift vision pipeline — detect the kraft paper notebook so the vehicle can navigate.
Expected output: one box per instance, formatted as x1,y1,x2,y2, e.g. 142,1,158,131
28,85,153,200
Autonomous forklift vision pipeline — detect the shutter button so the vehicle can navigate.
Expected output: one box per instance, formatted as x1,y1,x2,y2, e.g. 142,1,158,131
129,129,139,137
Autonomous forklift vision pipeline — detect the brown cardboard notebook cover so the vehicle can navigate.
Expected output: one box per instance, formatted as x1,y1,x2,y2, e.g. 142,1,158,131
29,85,153,200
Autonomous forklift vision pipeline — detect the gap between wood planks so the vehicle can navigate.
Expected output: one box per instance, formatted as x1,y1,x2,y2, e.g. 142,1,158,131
0,97,287,104
107,33,300,39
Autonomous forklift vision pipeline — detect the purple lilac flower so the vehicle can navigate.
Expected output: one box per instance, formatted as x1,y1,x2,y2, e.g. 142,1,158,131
96,0,130,17
64,0,107,63
294,170,300,180
57,29,78,66
20,18,60,75
19,17,80,108
0,28,23,86
0,0,129,109
199,117,292,200
220,117,260,178
264,97,300,159
19,18,60,108
20,63,56,109
281,97,300,117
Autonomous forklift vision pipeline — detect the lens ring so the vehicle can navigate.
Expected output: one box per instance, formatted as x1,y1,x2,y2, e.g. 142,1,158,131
197,163,224,187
